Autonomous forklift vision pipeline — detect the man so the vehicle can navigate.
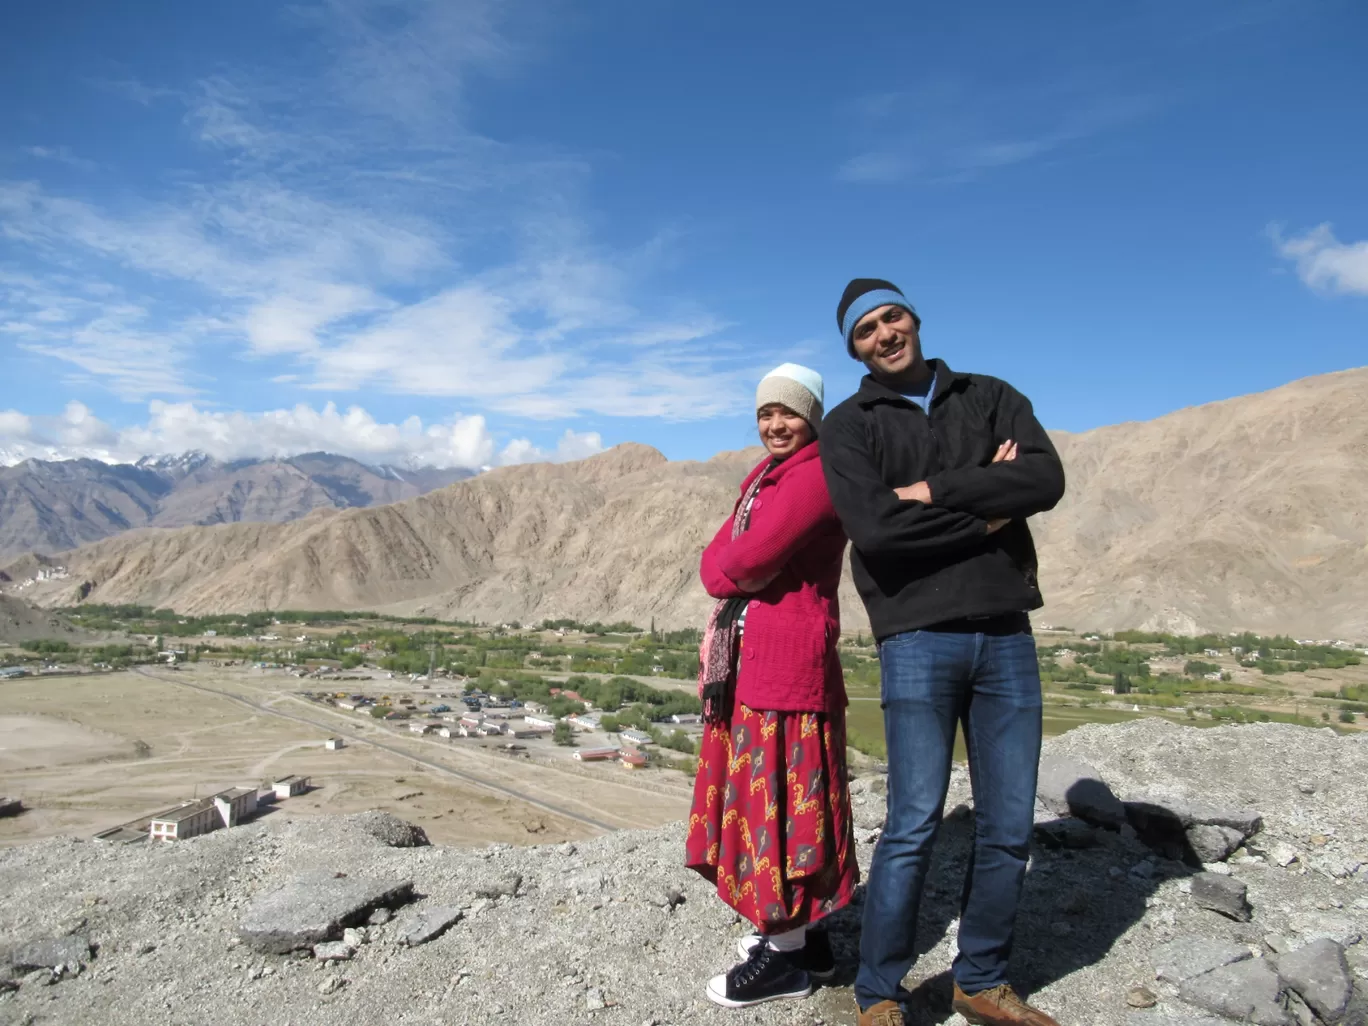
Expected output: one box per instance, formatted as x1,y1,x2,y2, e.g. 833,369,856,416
819,279,1066,1026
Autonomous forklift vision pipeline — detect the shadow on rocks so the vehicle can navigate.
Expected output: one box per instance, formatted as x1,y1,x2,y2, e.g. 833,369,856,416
820,778,1208,1025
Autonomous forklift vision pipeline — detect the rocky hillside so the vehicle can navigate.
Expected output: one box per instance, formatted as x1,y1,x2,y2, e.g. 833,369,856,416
0,452,472,563
4,367,1366,638
1036,366,1368,638
0,720,1364,1026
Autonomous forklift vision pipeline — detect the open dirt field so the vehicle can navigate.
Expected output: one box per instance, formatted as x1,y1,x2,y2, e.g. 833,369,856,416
0,665,692,848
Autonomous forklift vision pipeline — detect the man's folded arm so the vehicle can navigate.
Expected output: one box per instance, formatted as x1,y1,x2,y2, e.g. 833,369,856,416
820,414,988,558
925,383,1065,520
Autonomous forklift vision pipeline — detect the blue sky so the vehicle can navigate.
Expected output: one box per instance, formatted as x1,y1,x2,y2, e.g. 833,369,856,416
1,0,1365,468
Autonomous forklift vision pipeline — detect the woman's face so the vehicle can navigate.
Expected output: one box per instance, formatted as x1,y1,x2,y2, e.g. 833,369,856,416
757,403,812,459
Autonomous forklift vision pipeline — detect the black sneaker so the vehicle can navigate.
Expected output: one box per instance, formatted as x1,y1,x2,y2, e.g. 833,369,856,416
735,928,836,981
705,944,812,1008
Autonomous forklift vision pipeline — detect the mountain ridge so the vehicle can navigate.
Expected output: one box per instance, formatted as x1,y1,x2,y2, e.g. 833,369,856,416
3,366,1365,637
0,452,474,562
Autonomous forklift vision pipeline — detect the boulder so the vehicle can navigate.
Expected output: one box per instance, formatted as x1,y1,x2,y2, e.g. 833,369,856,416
352,811,430,848
1185,823,1247,863
238,871,414,954
398,906,464,947
1152,935,1252,983
1036,755,1126,828
1276,938,1352,1024
4,934,92,973
1178,958,1290,1026
1033,817,1097,850
1191,872,1252,922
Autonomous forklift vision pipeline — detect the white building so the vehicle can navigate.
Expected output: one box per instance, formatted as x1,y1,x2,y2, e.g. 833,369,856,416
148,787,258,842
272,775,309,799
619,728,654,747
324,737,344,750
523,714,558,730
568,712,602,732
669,713,701,725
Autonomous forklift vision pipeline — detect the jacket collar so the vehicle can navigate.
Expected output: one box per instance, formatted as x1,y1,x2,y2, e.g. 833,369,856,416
740,438,820,492
855,357,966,409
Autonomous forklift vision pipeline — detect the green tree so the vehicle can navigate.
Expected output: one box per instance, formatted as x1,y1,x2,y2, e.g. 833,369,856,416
553,721,576,746
1113,672,1132,695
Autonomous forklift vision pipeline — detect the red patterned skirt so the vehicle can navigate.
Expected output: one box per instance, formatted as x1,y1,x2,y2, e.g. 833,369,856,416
685,699,858,931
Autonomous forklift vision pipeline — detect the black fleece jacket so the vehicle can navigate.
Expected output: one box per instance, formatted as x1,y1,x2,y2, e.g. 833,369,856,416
819,358,1066,641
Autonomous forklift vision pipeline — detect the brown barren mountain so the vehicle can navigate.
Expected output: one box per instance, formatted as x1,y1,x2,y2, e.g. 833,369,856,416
3,368,1365,638
0,452,472,563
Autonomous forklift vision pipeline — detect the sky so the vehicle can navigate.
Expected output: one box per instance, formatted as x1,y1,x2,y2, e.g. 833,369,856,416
1,0,1365,469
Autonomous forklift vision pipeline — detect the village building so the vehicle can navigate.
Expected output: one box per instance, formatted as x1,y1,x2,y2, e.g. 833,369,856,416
324,737,344,750
568,712,602,732
620,751,648,770
148,786,258,842
523,714,558,730
618,728,655,747
669,713,702,725
272,775,309,799
573,746,621,762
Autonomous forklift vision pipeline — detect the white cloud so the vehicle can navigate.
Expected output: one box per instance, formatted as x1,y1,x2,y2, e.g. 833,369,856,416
1272,223,1368,296
0,400,517,469
498,428,603,466
0,0,749,428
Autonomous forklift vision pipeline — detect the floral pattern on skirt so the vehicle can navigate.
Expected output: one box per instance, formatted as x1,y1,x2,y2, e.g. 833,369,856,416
685,700,858,930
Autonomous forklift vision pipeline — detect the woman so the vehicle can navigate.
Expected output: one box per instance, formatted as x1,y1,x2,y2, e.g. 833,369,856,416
685,362,856,1009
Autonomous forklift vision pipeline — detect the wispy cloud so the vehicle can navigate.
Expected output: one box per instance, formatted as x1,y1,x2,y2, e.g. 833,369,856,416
0,0,748,423
1271,223,1368,296
0,398,603,469
838,80,1156,185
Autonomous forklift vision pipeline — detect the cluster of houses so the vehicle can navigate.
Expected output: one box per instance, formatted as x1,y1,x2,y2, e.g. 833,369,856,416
94,775,311,844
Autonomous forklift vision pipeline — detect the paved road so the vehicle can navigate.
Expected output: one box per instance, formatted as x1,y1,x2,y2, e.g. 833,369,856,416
134,667,619,833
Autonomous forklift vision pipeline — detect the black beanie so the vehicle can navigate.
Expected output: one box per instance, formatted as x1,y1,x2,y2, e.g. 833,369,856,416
836,278,919,357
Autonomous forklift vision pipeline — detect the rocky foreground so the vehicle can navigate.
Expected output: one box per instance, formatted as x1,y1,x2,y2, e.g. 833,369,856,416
1,719,1365,1026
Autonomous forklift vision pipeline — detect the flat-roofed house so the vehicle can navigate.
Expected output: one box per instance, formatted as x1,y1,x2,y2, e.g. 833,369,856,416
272,775,309,799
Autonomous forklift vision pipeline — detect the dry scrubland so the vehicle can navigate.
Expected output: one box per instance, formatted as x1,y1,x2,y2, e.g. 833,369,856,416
0,665,693,848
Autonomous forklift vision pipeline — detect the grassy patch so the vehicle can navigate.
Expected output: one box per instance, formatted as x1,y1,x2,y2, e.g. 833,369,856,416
844,700,1192,762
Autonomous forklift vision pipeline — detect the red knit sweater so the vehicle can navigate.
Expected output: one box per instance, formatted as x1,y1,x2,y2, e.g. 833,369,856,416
699,442,848,712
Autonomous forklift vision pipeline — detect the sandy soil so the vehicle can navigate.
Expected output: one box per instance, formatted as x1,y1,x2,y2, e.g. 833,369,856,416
0,665,693,849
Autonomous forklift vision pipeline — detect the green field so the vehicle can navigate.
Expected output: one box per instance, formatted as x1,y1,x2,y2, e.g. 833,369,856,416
843,697,1192,762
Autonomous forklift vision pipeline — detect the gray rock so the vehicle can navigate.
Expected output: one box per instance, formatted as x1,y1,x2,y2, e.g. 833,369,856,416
1126,986,1158,1008
1126,1013,1234,1026
342,928,366,948
1034,817,1098,849
474,873,521,899
238,871,415,954
1178,958,1290,1026
313,942,353,961
5,934,92,972
318,976,345,996
367,907,393,926
1152,935,1253,983
1191,872,1252,922
1277,938,1352,1023
867,775,888,795
852,801,887,830
352,811,429,848
398,906,463,947
1036,754,1126,827
586,987,606,1011
1186,823,1247,863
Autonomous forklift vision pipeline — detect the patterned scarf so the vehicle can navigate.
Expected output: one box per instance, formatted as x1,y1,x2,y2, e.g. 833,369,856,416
698,462,773,723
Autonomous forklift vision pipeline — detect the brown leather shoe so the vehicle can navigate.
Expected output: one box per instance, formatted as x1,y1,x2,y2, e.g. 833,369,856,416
952,984,1062,1026
857,999,905,1026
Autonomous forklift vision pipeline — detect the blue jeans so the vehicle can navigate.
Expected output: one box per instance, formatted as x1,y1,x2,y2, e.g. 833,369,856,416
854,625,1043,1007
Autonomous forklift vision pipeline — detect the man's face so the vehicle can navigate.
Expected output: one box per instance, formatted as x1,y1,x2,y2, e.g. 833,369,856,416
851,304,920,377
